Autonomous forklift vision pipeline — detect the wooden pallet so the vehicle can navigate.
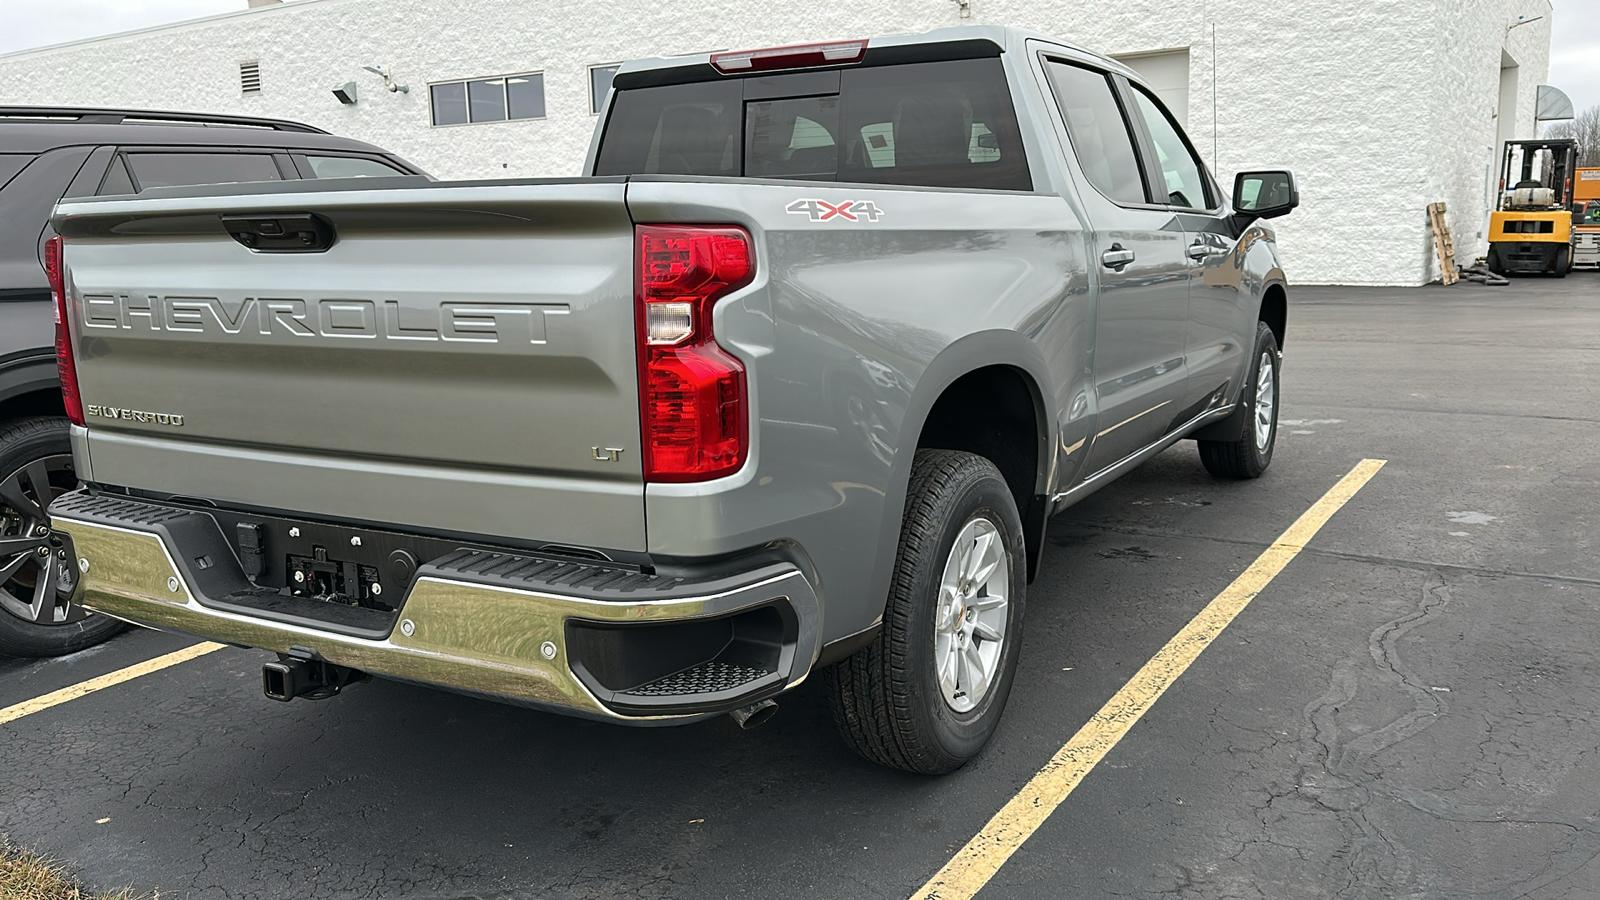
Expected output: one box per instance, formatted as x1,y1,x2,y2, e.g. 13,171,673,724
1427,202,1458,285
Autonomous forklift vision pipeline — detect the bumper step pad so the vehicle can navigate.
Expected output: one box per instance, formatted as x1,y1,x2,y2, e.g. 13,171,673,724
621,660,776,698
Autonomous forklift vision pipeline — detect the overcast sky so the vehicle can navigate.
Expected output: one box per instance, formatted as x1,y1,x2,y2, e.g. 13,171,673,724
2,0,1598,113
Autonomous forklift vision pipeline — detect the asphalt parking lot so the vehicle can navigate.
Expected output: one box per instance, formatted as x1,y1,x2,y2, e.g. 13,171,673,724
4,277,1598,899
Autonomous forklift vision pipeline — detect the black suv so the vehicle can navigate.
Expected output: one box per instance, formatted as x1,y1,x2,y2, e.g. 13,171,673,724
0,106,425,657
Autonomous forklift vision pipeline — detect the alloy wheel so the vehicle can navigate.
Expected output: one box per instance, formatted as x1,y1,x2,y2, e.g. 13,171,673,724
933,516,1009,713
0,454,83,626
1254,350,1276,451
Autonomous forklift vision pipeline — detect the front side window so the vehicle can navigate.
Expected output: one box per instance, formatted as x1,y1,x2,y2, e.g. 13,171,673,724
431,73,545,126
594,57,1031,191
1129,87,1210,209
124,153,282,191
1044,61,1146,206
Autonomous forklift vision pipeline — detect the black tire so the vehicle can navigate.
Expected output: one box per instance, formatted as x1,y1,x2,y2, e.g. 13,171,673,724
0,416,126,657
1198,321,1280,479
1486,246,1505,276
1554,246,1569,278
826,449,1026,775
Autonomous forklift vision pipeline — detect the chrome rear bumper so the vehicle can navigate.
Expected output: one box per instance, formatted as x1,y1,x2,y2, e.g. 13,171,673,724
50,491,819,722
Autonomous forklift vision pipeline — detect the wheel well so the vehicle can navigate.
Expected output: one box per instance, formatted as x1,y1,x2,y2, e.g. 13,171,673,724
1260,284,1287,349
0,388,66,427
916,366,1043,573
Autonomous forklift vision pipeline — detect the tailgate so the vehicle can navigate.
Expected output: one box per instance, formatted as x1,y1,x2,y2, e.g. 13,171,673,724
54,181,647,551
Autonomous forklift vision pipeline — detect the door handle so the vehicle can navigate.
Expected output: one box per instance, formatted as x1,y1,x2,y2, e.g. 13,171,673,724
1101,244,1136,270
1186,241,1213,261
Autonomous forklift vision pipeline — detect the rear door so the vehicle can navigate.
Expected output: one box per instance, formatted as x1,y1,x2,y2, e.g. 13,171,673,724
1043,59,1191,475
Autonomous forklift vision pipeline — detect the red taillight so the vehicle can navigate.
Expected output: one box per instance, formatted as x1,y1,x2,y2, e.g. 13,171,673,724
636,225,753,482
45,236,84,427
710,40,867,74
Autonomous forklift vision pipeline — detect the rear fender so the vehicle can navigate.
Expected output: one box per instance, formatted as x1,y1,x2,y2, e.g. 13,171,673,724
867,331,1055,602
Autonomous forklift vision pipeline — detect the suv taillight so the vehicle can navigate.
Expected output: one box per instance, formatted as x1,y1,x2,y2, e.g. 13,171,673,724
45,235,85,427
635,225,753,482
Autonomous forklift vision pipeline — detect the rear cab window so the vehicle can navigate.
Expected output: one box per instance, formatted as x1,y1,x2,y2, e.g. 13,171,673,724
594,56,1031,191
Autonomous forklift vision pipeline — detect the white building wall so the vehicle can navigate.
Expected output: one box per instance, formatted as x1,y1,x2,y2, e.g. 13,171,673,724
1429,1,1552,281
0,0,1552,286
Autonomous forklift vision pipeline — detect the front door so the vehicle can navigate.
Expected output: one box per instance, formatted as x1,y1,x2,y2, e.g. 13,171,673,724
1044,59,1191,476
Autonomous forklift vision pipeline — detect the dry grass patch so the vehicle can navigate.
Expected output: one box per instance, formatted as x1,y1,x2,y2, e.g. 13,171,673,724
0,840,148,900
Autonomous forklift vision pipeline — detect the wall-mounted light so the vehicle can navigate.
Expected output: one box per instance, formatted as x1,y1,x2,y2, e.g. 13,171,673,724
362,64,410,94
332,82,358,104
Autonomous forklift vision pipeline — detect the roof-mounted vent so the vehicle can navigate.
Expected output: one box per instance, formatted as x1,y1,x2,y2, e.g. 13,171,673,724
240,61,262,94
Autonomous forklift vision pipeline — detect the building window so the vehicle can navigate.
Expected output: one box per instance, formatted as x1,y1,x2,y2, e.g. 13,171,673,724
590,65,619,115
430,72,544,126
240,61,261,94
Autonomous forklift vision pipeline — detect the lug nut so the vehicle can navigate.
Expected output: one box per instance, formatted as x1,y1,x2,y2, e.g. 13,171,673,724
33,524,49,536
36,546,50,557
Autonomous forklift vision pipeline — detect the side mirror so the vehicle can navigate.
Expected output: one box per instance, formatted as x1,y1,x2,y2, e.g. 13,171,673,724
1233,170,1298,220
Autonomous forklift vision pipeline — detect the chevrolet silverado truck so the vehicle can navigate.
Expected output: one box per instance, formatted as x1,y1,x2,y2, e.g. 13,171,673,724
46,27,1296,774
0,106,423,658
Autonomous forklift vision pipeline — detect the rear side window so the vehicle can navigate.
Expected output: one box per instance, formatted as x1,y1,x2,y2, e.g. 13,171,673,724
125,153,282,191
1045,62,1146,205
594,57,1031,191
303,156,405,178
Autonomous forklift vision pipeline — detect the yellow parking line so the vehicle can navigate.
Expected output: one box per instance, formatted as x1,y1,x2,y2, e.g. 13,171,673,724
912,458,1387,900
0,642,226,726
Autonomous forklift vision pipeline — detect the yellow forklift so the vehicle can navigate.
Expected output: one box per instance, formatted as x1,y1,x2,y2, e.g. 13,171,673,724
1487,138,1578,277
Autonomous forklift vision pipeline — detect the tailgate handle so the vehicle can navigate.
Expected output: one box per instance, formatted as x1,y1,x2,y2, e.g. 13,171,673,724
221,213,336,253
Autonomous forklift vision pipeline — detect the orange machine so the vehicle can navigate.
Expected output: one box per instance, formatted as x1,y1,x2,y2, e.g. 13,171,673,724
1575,167,1599,269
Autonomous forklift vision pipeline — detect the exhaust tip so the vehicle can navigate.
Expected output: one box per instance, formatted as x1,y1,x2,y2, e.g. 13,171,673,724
728,698,778,730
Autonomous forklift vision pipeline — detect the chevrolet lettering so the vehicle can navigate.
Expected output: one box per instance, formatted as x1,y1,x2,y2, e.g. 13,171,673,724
80,295,571,344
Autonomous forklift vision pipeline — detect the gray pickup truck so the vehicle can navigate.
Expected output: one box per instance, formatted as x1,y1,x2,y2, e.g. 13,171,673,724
47,27,1295,773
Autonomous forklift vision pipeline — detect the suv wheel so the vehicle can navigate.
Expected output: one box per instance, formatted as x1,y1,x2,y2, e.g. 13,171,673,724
1197,321,1280,479
0,417,126,657
827,449,1026,774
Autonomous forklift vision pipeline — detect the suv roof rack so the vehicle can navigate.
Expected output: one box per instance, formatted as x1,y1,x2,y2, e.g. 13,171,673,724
0,106,328,134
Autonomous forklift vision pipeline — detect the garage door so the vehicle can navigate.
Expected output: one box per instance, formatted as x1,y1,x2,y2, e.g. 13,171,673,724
1114,49,1190,129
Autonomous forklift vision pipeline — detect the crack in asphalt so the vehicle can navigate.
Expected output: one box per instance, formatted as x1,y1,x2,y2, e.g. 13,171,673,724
1057,522,1600,589
1145,571,1600,900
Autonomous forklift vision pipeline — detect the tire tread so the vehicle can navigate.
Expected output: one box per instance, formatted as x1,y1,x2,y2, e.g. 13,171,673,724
827,449,1012,774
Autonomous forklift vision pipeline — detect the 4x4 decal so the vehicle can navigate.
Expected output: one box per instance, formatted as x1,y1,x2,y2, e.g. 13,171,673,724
786,199,885,222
